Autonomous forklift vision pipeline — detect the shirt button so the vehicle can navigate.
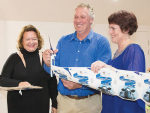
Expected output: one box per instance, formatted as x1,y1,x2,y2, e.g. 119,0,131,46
78,51,80,52
76,59,78,61
80,42,81,44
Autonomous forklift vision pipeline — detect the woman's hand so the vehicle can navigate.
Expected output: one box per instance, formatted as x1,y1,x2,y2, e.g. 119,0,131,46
52,107,57,113
18,81,31,87
42,49,58,67
91,61,109,73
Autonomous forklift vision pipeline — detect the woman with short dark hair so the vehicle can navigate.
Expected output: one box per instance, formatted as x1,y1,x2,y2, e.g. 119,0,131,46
91,10,145,113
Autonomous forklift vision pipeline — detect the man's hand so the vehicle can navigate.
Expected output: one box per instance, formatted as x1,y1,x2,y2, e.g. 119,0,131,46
18,82,31,87
61,79,82,89
43,49,58,67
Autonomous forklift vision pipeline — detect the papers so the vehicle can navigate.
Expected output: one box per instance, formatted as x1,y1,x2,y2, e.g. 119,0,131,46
0,86,43,91
51,65,150,104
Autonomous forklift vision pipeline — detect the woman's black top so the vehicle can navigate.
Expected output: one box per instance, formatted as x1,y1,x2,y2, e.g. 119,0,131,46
0,48,58,113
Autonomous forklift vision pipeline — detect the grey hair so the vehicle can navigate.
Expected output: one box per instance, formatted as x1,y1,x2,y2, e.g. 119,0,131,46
75,3,95,20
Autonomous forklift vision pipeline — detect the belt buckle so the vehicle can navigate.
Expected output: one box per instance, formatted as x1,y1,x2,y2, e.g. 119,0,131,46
74,95,79,99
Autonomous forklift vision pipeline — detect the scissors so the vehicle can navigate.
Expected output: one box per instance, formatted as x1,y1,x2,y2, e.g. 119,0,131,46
48,36,56,77
49,36,53,53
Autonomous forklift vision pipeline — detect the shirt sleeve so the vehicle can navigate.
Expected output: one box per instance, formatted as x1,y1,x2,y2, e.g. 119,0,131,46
48,76,58,109
44,63,51,74
123,45,145,72
96,36,112,64
0,53,22,87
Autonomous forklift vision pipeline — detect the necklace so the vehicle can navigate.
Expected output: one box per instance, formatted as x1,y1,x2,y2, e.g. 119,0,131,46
112,49,124,60
112,43,134,60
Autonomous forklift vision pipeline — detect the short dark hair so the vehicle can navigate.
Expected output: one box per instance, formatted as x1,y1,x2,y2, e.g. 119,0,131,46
17,24,44,50
108,10,138,35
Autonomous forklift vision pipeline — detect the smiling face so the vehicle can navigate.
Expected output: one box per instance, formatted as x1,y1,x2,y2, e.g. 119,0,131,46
74,7,93,35
109,24,127,44
22,31,38,52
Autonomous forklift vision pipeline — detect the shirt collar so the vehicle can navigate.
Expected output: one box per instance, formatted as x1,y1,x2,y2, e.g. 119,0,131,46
70,29,93,42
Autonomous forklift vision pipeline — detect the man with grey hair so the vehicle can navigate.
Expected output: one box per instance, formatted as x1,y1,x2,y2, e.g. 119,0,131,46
43,3,112,113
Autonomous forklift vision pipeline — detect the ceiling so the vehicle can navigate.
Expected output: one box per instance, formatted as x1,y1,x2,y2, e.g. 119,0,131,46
0,0,150,25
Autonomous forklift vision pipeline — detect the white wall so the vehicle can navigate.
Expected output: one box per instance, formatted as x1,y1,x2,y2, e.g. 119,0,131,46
0,21,8,113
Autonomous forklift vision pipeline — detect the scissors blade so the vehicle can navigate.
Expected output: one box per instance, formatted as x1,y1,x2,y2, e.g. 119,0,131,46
48,36,53,51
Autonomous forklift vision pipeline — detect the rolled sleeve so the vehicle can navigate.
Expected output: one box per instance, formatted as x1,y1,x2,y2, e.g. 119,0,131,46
44,63,51,74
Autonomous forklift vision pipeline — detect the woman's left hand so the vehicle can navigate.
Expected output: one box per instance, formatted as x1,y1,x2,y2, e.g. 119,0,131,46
18,81,31,87
52,107,57,113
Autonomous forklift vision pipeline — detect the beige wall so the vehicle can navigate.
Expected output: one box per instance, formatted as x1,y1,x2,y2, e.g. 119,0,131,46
0,0,150,25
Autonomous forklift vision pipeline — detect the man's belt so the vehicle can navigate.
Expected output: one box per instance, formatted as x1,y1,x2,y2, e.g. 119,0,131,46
66,92,100,100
